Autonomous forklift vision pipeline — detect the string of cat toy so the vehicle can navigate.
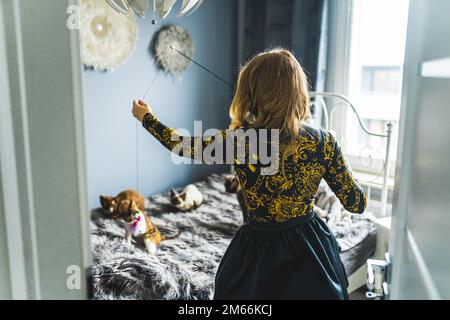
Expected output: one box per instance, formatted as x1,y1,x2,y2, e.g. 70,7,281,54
170,45,234,89
135,47,233,192
136,70,160,193
169,45,238,175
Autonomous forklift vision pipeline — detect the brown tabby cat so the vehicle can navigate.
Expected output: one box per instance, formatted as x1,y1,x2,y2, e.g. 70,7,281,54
224,175,248,223
99,189,145,217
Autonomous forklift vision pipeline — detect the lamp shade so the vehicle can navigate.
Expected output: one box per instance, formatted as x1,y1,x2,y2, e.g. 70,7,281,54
105,0,205,20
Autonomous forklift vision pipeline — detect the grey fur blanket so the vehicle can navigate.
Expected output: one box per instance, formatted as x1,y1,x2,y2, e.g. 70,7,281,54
90,174,375,300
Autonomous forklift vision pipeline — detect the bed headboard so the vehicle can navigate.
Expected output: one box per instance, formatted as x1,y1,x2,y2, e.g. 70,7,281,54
310,92,394,218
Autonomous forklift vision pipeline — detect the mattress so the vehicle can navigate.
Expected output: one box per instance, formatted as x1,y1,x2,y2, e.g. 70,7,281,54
340,229,377,275
90,173,376,299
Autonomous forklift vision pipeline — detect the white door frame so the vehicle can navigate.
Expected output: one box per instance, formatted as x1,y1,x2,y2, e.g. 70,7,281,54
0,0,29,299
0,0,90,299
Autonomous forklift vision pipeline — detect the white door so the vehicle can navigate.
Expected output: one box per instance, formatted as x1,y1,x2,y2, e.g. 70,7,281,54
389,0,450,300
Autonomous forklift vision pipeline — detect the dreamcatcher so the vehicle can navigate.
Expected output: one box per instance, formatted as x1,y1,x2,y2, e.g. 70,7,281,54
80,0,138,71
152,25,194,76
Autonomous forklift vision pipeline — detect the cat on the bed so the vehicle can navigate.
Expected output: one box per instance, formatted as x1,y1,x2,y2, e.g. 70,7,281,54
170,184,203,212
99,189,145,217
224,175,248,223
116,199,179,254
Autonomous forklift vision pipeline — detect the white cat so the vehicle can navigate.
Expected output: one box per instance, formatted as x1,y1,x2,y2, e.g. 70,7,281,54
170,184,203,211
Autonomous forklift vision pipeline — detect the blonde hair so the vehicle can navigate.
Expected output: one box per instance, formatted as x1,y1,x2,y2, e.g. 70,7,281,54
229,48,311,144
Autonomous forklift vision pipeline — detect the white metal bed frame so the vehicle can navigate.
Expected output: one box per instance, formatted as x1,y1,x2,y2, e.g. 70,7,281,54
310,92,395,294
310,92,394,218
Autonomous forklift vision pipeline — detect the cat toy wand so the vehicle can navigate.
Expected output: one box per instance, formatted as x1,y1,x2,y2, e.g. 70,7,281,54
141,46,233,103
137,70,160,193
169,45,234,90
136,45,234,191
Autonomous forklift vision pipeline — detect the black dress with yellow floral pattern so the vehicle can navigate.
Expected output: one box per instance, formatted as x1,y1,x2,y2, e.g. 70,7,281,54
143,113,366,300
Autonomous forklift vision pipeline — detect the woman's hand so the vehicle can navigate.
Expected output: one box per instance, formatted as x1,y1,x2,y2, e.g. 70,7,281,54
132,100,153,123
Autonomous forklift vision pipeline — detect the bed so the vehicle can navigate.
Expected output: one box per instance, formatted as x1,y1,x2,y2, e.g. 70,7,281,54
90,173,376,300
90,92,393,299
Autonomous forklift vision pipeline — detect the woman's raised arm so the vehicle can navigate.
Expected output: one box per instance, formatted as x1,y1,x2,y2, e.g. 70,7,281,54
132,100,229,162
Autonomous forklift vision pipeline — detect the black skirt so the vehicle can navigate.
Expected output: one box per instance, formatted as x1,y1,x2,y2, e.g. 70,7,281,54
214,213,349,300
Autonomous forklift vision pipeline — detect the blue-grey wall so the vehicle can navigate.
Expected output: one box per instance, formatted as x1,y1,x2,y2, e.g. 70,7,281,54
82,0,237,209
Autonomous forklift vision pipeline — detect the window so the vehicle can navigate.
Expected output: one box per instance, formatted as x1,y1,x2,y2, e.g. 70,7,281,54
342,0,410,173
361,66,402,93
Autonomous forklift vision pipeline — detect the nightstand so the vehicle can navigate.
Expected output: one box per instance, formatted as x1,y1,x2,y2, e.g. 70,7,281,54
372,216,392,259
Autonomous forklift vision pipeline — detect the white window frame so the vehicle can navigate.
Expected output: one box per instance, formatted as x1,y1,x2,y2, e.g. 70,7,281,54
325,0,398,179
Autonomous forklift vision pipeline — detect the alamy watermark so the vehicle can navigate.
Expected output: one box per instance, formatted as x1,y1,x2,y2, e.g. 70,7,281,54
169,123,281,176
66,265,81,290
66,5,80,30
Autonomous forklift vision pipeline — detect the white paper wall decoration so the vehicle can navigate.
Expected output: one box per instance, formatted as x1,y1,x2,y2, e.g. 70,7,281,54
152,25,194,75
80,0,138,72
